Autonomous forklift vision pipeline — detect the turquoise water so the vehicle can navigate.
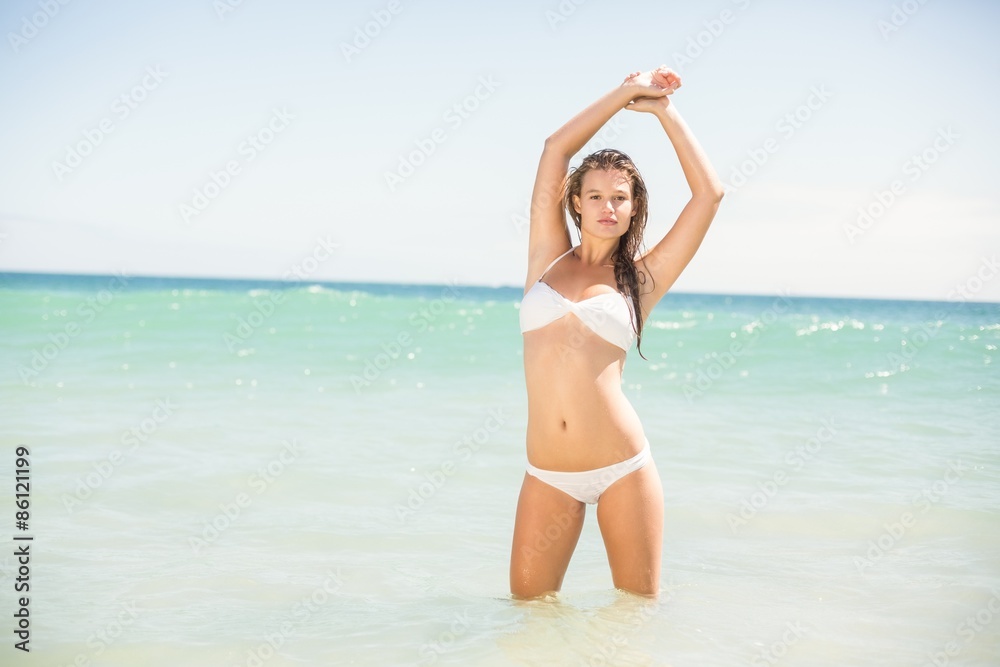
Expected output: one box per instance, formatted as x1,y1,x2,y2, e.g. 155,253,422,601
1,272,998,666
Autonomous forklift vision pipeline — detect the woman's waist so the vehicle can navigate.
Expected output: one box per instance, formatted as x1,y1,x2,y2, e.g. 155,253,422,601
525,413,646,472
523,359,642,470
525,370,630,415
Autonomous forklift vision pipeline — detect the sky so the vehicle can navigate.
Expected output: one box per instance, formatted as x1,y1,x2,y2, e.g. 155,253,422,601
0,0,998,302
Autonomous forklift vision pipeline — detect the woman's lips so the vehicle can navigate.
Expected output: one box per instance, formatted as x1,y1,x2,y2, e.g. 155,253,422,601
599,219,617,226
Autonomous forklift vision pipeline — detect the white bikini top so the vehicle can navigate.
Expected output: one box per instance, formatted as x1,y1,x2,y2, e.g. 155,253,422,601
519,246,637,352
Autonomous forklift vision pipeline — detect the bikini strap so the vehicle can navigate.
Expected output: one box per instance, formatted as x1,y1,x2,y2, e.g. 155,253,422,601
536,246,576,281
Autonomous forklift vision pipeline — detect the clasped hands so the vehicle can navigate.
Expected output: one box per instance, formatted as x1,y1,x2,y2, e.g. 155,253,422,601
622,65,681,113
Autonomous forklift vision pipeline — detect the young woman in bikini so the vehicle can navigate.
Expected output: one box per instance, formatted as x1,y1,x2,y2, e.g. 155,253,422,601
511,65,724,599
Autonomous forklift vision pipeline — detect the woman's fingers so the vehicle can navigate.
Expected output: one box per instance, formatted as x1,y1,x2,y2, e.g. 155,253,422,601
623,66,681,98
652,66,682,90
626,95,670,113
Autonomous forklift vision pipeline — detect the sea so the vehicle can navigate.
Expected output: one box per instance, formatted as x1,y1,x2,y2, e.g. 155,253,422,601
0,272,998,666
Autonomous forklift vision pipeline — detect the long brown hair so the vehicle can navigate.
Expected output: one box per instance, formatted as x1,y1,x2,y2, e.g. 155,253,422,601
563,148,652,359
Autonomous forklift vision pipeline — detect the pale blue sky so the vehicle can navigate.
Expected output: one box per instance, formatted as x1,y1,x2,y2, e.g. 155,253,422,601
1,0,998,302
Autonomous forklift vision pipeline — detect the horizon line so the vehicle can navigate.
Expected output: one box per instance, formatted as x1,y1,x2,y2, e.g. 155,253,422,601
1,268,998,307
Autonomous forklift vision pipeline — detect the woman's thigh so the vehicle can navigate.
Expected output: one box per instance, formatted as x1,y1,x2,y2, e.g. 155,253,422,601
595,460,664,596
509,473,586,599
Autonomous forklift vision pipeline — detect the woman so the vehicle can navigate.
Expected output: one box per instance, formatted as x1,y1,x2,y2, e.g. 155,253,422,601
511,66,724,599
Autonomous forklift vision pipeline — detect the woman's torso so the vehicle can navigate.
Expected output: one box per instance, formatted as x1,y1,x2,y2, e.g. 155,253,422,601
520,248,647,471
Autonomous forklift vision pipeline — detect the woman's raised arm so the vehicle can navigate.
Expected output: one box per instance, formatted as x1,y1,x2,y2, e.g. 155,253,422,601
626,68,724,317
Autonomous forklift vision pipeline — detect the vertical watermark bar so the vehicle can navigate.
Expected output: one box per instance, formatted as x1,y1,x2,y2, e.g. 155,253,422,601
13,445,33,651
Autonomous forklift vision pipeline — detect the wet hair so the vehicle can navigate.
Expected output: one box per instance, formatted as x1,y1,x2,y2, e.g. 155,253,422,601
563,148,653,359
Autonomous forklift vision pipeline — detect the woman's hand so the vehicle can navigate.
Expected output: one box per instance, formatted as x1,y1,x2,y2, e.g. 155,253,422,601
623,66,681,114
625,95,671,114
620,65,681,102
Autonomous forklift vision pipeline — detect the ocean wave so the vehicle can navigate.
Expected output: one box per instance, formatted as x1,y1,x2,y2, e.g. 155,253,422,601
646,320,698,330
796,318,867,336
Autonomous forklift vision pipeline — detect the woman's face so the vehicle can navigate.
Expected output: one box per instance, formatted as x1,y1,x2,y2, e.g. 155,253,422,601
572,169,634,239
